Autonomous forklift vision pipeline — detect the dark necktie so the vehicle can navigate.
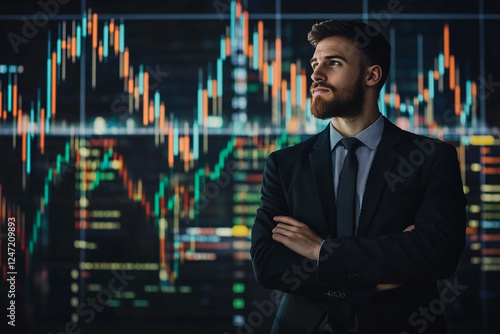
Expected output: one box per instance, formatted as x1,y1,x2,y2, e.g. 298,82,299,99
336,137,362,237
328,137,362,332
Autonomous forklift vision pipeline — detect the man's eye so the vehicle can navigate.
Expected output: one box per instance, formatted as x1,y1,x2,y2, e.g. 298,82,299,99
329,61,340,66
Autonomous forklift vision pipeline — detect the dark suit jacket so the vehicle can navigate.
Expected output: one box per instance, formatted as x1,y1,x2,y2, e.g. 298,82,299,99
250,117,466,334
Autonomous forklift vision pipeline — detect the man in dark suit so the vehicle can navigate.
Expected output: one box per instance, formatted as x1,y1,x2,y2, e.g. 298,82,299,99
250,20,466,333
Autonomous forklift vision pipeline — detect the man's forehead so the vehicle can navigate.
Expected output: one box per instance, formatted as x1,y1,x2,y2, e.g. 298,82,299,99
312,36,358,59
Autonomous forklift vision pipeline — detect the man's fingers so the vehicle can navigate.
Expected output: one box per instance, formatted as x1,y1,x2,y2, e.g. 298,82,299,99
272,224,296,236
273,222,301,233
403,224,415,232
375,227,411,292
272,233,286,242
375,284,402,291
272,228,298,247
273,216,302,226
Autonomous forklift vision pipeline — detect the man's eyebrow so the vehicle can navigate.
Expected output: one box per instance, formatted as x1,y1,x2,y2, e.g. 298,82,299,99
310,55,348,64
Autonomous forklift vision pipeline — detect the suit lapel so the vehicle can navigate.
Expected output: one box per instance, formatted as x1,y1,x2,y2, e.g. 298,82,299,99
357,118,402,236
309,125,337,237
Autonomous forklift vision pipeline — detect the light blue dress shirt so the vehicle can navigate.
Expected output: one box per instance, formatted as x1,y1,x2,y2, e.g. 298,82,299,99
316,114,384,333
330,114,385,233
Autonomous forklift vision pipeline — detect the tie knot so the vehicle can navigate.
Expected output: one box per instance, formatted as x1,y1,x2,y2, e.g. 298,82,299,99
341,137,362,151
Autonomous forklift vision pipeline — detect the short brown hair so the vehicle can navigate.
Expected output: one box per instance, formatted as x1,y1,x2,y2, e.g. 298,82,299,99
308,20,391,92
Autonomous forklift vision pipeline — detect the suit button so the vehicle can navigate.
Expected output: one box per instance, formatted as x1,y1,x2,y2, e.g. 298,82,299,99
326,290,345,298
346,273,360,279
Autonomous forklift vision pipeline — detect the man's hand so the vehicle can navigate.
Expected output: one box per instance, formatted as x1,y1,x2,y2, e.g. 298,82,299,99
403,224,415,233
375,224,415,291
272,216,323,261
271,217,416,290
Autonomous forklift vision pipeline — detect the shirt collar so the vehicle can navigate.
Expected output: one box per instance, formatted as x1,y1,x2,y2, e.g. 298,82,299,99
329,114,385,151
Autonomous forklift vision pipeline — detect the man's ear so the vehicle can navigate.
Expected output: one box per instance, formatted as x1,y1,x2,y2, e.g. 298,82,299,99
365,65,382,88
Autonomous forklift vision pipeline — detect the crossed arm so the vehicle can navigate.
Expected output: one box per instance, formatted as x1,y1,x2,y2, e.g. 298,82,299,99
272,215,414,291
251,144,466,294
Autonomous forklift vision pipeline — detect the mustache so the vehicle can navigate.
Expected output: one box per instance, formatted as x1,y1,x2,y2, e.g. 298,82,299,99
310,82,335,92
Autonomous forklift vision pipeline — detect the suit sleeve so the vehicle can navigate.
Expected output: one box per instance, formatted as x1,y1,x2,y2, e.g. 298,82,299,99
317,143,467,286
251,152,330,295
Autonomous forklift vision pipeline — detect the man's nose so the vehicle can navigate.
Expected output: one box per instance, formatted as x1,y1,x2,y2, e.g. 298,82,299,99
311,65,326,82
